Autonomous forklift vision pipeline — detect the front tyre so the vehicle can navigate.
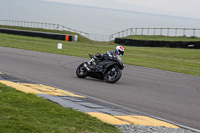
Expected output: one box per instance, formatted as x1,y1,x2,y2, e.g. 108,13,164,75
105,66,122,83
76,63,88,78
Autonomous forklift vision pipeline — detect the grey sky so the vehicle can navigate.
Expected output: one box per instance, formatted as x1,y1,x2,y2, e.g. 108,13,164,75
42,0,200,19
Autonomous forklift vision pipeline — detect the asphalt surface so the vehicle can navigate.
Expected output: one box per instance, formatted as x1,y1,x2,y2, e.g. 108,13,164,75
0,46,200,130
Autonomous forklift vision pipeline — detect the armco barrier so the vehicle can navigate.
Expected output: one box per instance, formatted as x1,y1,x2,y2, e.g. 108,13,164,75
115,38,200,49
0,28,78,42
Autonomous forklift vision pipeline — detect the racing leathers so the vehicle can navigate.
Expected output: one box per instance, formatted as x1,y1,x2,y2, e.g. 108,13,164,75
88,50,118,66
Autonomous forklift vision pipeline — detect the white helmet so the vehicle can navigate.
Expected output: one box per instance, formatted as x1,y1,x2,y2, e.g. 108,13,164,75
115,46,124,56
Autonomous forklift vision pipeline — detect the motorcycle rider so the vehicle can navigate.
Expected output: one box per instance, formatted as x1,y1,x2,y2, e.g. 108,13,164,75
88,46,124,69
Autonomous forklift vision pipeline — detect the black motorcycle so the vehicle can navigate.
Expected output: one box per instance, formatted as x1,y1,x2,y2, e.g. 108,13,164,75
76,54,124,83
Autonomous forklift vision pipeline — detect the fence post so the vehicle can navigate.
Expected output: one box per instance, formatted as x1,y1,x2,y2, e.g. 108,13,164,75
167,28,169,36
183,28,186,36
118,32,120,38
193,29,196,36
135,28,137,35
141,28,143,35
147,28,150,35
131,28,134,35
175,28,177,36
48,23,50,29
160,28,162,36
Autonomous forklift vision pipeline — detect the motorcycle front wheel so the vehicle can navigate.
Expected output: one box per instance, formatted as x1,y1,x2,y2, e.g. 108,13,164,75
105,66,122,83
76,63,88,78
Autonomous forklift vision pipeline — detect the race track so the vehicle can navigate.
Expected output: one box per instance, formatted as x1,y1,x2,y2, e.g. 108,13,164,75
0,46,200,130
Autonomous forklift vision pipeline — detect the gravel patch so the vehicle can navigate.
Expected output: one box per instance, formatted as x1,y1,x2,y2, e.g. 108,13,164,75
116,124,199,133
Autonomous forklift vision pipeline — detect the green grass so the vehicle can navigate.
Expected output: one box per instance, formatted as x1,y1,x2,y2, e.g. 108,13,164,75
0,83,121,133
0,26,200,76
124,35,200,41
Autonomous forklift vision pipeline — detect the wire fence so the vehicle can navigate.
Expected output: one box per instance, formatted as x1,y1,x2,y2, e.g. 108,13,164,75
1,20,200,42
0,20,110,42
110,28,200,40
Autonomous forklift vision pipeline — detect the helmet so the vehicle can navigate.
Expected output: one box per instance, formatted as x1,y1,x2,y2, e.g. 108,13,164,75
115,46,124,56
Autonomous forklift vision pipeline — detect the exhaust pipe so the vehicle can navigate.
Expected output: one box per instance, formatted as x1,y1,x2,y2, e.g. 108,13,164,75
83,63,91,71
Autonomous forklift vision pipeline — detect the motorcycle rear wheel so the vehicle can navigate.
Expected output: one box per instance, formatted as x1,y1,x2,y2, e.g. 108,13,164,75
76,63,88,78
105,66,122,83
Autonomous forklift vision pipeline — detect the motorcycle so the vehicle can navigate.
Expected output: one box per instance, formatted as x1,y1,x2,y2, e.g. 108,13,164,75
76,54,124,83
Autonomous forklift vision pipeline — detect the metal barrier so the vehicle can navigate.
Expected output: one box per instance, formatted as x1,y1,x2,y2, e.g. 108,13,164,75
0,20,110,42
110,28,200,40
1,20,200,42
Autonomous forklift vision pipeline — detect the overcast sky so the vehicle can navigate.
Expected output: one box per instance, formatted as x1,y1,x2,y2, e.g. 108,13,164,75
42,0,200,19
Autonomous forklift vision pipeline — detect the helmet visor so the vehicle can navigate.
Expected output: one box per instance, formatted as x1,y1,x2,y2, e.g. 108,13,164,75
116,50,124,56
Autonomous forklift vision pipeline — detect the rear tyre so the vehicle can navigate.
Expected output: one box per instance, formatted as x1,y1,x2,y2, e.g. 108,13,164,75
105,66,122,83
76,63,88,78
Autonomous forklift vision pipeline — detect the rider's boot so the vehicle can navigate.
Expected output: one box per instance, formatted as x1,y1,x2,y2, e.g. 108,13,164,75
88,58,95,65
87,58,96,70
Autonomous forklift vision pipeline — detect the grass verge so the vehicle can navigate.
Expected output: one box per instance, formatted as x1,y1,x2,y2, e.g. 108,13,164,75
0,83,121,133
